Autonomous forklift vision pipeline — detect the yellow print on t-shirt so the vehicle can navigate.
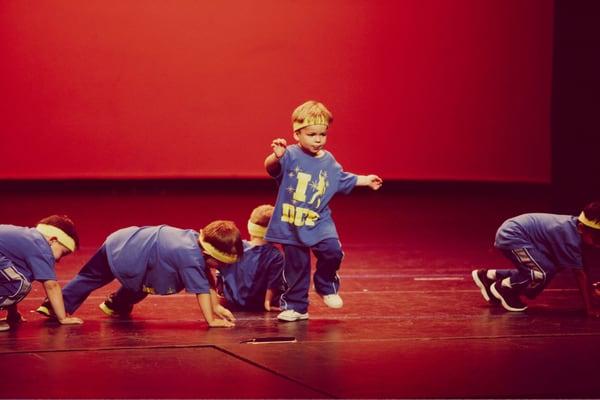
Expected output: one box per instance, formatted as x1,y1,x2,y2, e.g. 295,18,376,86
282,169,328,226
281,203,320,227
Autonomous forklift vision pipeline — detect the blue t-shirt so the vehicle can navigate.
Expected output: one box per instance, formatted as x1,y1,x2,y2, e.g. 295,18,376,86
495,213,583,268
105,225,210,295
219,240,284,308
265,144,357,246
0,225,57,282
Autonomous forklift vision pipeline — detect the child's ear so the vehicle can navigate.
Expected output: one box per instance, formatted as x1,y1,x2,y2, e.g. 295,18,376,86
293,130,300,141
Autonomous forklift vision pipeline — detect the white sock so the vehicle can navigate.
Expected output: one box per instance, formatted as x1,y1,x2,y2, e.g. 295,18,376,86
501,277,512,288
486,270,497,280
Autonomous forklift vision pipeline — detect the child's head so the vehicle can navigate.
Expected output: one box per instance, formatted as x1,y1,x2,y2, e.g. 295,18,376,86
247,204,274,239
35,215,79,261
292,100,333,156
577,201,600,248
199,220,243,268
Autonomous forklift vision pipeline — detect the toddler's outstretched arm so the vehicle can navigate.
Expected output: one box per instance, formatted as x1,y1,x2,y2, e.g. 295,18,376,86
356,174,383,190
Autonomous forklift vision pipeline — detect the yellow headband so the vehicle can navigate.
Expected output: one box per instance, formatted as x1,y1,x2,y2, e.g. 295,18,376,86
198,231,239,264
36,224,76,252
247,221,267,238
293,115,329,132
578,212,600,230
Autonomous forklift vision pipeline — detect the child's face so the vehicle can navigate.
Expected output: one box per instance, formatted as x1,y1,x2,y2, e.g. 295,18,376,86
49,239,72,262
578,223,600,249
203,253,220,269
294,125,328,156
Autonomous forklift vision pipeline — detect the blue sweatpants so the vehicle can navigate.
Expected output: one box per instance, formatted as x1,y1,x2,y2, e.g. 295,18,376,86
62,245,146,314
280,238,343,314
494,247,559,299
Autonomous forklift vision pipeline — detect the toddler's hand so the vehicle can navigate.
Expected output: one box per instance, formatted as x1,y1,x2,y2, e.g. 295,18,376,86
367,175,383,190
264,301,280,312
59,316,83,325
214,305,236,322
271,138,287,159
587,308,600,318
209,318,235,328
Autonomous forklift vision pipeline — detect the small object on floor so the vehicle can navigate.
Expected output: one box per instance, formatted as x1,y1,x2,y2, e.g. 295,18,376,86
240,336,297,344
277,309,309,322
321,293,344,308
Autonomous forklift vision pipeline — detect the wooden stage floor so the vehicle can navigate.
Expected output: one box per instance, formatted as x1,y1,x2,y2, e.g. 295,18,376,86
1,182,600,398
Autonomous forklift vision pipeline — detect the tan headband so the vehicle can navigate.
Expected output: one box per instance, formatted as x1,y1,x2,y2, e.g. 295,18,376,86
578,212,600,230
293,115,329,132
247,221,267,238
36,224,76,252
198,230,239,264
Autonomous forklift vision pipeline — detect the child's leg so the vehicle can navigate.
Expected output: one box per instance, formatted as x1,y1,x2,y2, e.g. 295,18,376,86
312,238,343,296
500,247,557,298
60,245,115,314
280,244,311,314
103,286,148,316
0,260,32,309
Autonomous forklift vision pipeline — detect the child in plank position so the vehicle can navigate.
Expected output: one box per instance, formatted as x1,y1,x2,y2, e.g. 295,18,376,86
1,215,83,331
37,221,243,327
472,201,600,316
216,204,284,311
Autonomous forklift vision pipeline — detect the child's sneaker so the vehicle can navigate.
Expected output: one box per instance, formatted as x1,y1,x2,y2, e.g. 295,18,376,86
491,282,527,312
99,301,115,316
99,294,133,317
0,321,10,332
277,309,309,322
36,300,56,318
321,294,344,309
471,269,499,304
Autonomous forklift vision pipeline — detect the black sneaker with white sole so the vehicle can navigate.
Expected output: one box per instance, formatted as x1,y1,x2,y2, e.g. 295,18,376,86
471,269,499,304
490,282,527,312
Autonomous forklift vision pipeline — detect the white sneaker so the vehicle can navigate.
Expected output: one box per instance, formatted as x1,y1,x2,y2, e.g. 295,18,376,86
277,309,309,322
0,321,10,332
321,294,344,309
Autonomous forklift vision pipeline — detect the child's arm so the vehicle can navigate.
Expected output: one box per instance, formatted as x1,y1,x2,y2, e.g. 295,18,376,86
356,174,383,190
210,289,236,322
264,288,279,311
43,280,83,325
264,138,287,177
573,268,600,318
196,292,235,328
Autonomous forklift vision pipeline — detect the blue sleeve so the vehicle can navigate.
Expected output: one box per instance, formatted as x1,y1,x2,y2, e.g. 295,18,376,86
337,169,358,195
26,253,56,281
179,266,210,294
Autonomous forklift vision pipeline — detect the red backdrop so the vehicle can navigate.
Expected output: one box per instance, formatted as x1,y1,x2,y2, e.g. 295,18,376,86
0,0,553,182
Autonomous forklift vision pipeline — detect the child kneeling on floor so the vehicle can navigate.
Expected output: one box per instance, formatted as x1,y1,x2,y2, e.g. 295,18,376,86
1,215,83,331
472,201,600,316
37,221,243,328
215,204,284,311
